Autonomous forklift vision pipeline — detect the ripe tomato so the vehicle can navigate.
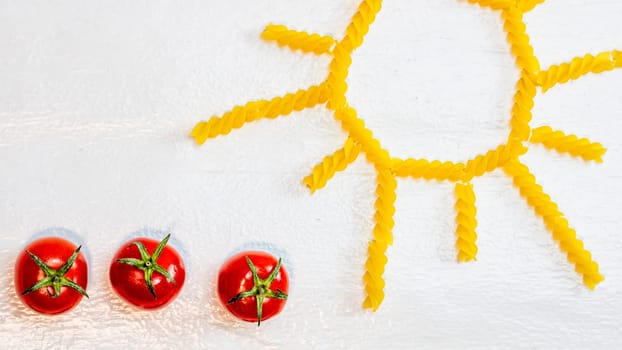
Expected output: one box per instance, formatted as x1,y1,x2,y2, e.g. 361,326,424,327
14,237,89,315
217,251,289,325
109,234,185,310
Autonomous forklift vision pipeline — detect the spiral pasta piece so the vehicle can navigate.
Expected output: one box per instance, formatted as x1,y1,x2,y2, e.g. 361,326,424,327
391,158,465,182
363,167,397,311
455,182,478,262
516,0,545,12
327,0,382,109
303,138,361,192
503,160,604,289
334,106,392,169
191,84,329,144
463,141,527,181
537,51,620,92
530,126,607,162
508,72,537,141
502,6,540,74
466,0,513,10
261,24,336,55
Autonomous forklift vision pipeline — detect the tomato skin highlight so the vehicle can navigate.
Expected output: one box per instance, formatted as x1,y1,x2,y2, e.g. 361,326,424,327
14,237,88,315
217,251,289,323
109,237,186,310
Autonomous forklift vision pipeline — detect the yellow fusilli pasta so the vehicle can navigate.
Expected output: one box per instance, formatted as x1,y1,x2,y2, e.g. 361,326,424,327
363,167,397,311
455,182,478,262
503,160,604,289
327,0,382,109
191,84,328,144
303,138,361,192
261,24,336,55
516,0,545,12
391,158,465,182
502,6,540,74
191,0,620,310
466,0,513,10
537,51,619,92
530,126,607,162
334,106,392,169
508,73,537,141
463,141,527,181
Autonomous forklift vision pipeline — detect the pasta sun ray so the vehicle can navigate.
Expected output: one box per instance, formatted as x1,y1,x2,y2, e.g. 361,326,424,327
261,24,336,55
303,138,362,193
530,126,607,162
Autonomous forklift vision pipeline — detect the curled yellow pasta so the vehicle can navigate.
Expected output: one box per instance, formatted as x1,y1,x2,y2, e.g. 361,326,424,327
303,138,361,192
530,126,607,162
466,0,513,10
363,167,397,311
455,182,478,262
191,0,619,310
463,141,527,181
261,24,336,55
537,51,620,92
503,160,604,289
508,73,537,141
334,106,392,169
391,158,465,182
191,84,328,144
363,240,388,311
502,6,540,74
327,0,382,109
516,0,545,12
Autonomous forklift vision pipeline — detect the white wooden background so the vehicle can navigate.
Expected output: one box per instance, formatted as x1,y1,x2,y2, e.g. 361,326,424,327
1,0,621,348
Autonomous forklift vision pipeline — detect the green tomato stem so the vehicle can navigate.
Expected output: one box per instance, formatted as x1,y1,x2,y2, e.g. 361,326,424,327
116,234,176,299
21,245,89,299
227,256,288,326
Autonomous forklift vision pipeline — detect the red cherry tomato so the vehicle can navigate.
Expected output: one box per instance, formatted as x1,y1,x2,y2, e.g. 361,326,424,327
109,234,185,310
217,251,289,325
14,237,89,315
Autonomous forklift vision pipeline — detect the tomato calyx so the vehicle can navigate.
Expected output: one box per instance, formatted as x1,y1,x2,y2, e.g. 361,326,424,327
227,256,288,326
21,245,89,299
116,234,176,299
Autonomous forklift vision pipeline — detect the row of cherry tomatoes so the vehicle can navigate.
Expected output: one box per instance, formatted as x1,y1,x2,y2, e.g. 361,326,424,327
15,235,289,325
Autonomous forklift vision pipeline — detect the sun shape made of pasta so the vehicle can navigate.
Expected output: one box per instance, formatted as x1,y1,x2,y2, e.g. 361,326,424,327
191,0,621,311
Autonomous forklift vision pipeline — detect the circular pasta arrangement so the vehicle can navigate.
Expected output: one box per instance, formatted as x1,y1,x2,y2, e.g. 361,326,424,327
190,0,621,311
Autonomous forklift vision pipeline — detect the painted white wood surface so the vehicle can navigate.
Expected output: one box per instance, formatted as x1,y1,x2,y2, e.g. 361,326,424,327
1,0,621,348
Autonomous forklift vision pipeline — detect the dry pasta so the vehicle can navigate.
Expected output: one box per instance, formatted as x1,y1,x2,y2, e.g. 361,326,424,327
363,167,396,311
391,158,465,182
334,106,392,169
455,182,478,262
327,0,382,109
501,6,540,75
537,51,619,92
516,0,545,12
303,138,361,192
191,0,621,310
508,73,537,142
503,160,604,289
463,141,527,181
191,84,328,144
261,24,336,55
530,126,607,162
466,0,513,10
